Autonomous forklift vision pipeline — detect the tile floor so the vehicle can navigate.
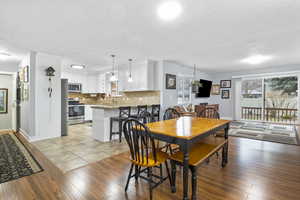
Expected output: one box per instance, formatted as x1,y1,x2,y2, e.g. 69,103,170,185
33,123,129,173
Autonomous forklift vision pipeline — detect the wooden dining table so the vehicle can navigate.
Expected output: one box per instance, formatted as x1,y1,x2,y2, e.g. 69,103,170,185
146,116,231,200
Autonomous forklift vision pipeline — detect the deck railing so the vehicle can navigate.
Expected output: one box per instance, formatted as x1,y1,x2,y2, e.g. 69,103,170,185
241,107,298,123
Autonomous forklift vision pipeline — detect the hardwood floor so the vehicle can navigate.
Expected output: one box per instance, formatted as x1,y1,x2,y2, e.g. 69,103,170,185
1,131,300,200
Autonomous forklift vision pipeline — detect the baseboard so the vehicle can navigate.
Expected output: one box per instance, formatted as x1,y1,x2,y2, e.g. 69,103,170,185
19,128,32,141
29,134,61,142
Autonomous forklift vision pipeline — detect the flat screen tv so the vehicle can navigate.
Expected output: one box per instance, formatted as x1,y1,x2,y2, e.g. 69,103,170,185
196,79,212,98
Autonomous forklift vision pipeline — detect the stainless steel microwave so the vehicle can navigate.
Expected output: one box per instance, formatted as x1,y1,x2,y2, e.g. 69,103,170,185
68,83,82,93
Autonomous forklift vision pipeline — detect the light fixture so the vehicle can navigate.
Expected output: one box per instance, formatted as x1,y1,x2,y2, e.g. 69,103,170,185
190,64,202,91
157,1,182,21
240,54,273,65
0,52,11,60
110,55,118,82
128,58,133,82
70,64,85,69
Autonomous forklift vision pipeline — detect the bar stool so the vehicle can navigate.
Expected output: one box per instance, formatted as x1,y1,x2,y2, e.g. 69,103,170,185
151,104,160,122
130,105,148,118
110,106,131,142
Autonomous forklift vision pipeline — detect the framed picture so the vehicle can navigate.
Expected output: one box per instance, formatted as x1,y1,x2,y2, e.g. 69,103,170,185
166,74,176,89
23,65,29,82
211,84,220,95
220,80,231,88
0,88,8,114
221,90,230,99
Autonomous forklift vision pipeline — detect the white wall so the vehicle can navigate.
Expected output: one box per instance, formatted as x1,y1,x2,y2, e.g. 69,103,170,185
19,52,36,137
33,52,62,141
0,74,14,129
210,65,300,120
159,61,212,112
0,62,19,73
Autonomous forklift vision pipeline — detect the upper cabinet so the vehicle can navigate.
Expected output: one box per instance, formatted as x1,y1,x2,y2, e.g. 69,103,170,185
119,60,158,92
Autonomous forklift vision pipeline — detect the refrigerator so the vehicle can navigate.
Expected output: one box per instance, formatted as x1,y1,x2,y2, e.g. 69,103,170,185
61,79,68,136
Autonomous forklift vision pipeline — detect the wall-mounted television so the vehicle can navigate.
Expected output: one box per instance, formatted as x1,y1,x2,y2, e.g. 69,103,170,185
196,79,212,98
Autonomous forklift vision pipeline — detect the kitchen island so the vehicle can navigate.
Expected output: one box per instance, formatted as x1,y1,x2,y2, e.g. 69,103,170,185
91,105,148,142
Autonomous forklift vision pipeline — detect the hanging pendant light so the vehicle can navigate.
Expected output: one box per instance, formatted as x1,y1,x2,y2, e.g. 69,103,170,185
128,58,133,82
110,55,117,82
191,64,202,87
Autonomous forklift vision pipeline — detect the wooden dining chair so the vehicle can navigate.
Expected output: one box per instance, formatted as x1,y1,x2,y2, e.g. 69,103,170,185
123,118,172,200
162,108,181,154
170,137,228,200
197,107,220,119
163,108,181,120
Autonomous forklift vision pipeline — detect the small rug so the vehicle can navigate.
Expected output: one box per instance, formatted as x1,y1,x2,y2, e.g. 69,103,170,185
0,133,43,184
229,121,299,145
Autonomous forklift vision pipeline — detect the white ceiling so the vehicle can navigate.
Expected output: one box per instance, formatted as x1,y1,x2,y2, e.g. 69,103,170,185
0,0,300,72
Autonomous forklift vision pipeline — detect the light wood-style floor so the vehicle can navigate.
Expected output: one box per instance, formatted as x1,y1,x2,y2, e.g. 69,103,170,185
0,131,300,200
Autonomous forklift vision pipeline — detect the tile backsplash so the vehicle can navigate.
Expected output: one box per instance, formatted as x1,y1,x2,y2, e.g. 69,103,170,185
69,91,160,106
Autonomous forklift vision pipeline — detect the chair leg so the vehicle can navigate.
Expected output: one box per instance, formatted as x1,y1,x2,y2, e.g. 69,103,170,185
148,167,153,200
110,118,113,141
190,166,197,200
135,165,139,182
125,164,134,192
222,145,227,167
170,160,176,193
118,120,122,143
159,164,163,181
165,161,172,191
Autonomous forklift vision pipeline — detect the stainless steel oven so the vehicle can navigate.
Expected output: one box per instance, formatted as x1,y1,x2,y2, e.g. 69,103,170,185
68,99,85,124
68,83,82,93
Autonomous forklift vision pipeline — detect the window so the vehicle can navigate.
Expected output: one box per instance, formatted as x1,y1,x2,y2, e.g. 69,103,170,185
178,77,192,104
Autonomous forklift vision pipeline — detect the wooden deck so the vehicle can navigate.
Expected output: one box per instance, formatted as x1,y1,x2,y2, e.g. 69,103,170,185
1,131,300,200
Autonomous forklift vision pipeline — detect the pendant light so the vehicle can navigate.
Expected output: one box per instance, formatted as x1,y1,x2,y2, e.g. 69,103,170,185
191,64,202,87
110,55,117,82
128,58,133,82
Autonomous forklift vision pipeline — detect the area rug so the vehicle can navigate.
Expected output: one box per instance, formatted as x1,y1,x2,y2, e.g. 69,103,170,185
229,121,299,145
0,133,43,184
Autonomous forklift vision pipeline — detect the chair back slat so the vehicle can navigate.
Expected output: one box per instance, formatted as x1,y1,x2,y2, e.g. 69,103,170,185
137,110,153,124
197,107,220,119
151,104,160,121
119,106,131,118
163,108,181,120
137,105,148,115
123,119,157,165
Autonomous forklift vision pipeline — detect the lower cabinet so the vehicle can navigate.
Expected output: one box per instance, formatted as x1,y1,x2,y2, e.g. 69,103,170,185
85,105,93,121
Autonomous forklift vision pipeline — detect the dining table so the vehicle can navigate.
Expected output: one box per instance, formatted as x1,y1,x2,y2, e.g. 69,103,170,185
146,116,231,200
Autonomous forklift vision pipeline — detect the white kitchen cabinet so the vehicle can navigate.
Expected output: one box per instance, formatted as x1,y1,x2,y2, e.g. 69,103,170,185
85,105,93,121
119,60,158,92
85,74,98,93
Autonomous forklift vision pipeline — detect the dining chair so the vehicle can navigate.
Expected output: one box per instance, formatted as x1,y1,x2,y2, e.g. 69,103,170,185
110,106,131,142
198,107,225,138
163,108,181,120
130,105,148,118
123,118,172,200
163,108,181,154
197,107,220,119
151,104,160,122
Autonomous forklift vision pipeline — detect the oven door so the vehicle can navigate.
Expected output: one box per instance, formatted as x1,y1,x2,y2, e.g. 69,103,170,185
68,105,85,119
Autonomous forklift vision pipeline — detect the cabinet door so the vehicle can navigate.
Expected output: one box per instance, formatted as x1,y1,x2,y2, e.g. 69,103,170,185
85,105,92,121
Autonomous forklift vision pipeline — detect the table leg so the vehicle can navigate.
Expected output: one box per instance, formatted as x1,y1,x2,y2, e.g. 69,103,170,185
182,144,190,200
222,125,229,165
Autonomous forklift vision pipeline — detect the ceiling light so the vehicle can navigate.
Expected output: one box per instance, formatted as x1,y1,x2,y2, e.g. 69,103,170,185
0,52,11,60
157,1,182,21
240,54,273,65
71,64,85,69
